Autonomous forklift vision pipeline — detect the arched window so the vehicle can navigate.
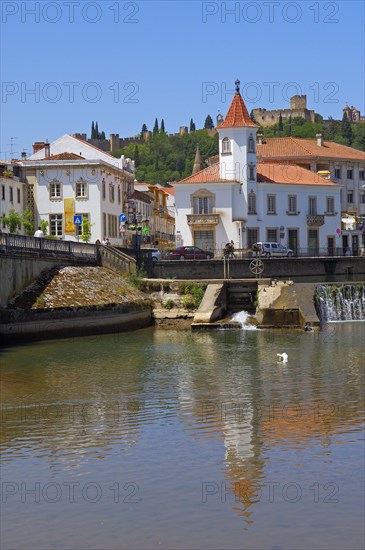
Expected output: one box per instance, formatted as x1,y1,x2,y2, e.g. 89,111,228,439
248,163,255,181
248,134,255,153
222,137,231,154
248,191,256,214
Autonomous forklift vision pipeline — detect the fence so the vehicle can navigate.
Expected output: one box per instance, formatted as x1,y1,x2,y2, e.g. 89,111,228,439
0,233,97,260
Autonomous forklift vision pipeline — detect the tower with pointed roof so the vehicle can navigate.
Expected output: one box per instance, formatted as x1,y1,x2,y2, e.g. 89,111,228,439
192,145,202,174
217,79,258,185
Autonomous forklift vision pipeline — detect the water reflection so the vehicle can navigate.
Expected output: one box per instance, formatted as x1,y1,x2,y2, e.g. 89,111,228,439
1,323,364,549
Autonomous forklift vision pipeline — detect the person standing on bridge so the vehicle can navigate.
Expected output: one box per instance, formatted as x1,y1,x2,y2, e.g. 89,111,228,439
34,226,44,238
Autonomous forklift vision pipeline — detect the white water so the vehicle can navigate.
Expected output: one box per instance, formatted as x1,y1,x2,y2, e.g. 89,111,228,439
315,284,365,322
231,310,258,330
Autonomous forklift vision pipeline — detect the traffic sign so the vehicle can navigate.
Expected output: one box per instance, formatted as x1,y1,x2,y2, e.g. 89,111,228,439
119,214,126,222
336,228,341,235
74,215,83,225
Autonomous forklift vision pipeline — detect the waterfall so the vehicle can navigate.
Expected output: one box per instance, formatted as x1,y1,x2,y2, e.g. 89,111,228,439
231,311,258,330
315,285,365,322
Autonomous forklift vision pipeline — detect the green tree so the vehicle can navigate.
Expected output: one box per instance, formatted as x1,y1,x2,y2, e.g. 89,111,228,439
2,208,23,233
95,121,99,139
278,113,283,131
250,110,257,123
141,123,148,135
22,208,34,235
80,218,94,243
101,131,105,140
134,145,140,167
91,121,95,139
160,119,166,134
204,115,214,129
351,123,365,151
341,112,353,145
40,219,49,236
190,118,196,132
153,118,159,136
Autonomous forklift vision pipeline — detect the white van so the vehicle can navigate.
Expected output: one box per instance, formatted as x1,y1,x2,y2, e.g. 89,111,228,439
252,242,294,257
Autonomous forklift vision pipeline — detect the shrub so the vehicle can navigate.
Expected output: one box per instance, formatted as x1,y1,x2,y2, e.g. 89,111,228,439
163,299,175,309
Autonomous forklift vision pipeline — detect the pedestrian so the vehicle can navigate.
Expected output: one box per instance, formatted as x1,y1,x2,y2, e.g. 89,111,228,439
345,246,351,256
34,226,44,238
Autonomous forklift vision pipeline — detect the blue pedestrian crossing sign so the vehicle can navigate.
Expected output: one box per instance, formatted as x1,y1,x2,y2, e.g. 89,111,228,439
74,215,83,225
119,213,126,222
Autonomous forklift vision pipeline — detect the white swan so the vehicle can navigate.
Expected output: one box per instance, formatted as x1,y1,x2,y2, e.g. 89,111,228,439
277,352,288,363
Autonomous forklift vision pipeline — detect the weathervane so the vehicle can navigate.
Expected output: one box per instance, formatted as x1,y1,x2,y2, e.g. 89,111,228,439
235,79,240,94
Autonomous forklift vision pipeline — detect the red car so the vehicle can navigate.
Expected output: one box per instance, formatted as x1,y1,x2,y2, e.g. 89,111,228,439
167,246,214,260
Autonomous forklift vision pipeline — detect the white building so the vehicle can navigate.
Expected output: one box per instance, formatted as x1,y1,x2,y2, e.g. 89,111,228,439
16,135,135,243
173,81,342,255
0,162,27,233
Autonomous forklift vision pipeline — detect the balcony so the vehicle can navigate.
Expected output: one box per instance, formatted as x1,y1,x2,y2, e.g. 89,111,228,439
187,213,220,226
306,214,325,226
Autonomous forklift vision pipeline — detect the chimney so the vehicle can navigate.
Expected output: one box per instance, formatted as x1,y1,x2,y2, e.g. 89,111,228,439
316,132,324,147
44,140,50,158
257,131,264,145
21,151,27,160
33,141,46,154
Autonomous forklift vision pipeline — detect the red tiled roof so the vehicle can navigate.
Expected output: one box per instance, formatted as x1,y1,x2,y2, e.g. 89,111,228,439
177,161,337,186
40,152,85,160
258,137,365,161
257,163,338,186
218,93,258,128
177,163,239,184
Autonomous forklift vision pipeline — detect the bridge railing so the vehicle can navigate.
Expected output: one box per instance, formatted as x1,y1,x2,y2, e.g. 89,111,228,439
0,233,97,259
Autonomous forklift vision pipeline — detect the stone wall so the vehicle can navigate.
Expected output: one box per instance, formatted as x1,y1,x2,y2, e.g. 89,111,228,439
153,258,365,280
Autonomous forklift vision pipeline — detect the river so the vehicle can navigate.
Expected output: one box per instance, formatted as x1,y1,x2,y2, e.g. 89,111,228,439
1,323,364,550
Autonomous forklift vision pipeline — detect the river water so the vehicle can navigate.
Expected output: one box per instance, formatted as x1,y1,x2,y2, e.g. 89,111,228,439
1,323,364,550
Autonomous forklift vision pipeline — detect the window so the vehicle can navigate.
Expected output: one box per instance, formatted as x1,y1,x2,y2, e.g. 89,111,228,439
107,214,118,237
222,137,231,154
191,190,215,214
248,135,255,153
347,191,353,204
109,184,115,203
359,170,365,180
193,196,212,214
248,164,255,180
267,194,276,214
360,193,365,204
288,195,297,214
309,196,317,215
347,169,353,179
267,229,278,242
50,180,61,199
9,187,13,203
102,179,106,200
76,179,87,198
248,192,256,214
335,168,341,179
75,213,89,237
17,188,21,203
50,214,63,236
247,228,259,247
1,185,5,201
326,196,335,214
118,186,121,204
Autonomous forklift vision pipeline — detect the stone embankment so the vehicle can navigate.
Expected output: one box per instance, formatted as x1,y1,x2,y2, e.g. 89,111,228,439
0,266,153,342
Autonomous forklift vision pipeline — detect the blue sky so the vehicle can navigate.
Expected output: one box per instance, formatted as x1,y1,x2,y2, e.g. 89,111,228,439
1,0,364,157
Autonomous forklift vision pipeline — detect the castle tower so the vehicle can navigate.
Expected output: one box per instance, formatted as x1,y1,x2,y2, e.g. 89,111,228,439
192,145,202,174
217,79,258,183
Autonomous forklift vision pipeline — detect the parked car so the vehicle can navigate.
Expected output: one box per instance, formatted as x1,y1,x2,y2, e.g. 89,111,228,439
251,242,294,257
140,248,162,261
167,246,214,260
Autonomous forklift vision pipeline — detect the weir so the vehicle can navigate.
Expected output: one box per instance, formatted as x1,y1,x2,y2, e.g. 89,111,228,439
314,284,365,322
